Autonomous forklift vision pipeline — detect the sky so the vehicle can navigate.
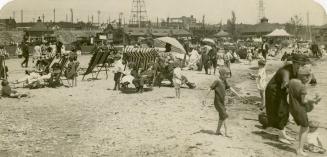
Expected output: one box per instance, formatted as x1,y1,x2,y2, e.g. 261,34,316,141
0,0,326,25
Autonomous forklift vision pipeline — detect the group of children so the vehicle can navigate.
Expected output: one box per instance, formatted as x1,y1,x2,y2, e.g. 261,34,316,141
209,55,325,156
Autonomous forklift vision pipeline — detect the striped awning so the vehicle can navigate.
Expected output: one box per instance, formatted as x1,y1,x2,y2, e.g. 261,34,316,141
123,47,159,70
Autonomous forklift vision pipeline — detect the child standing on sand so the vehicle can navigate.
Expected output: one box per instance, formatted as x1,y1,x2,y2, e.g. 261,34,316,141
251,59,267,110
288,65,321,156
66,57,80,87
210,68,231,137
246,49,253,65
173,63,182,98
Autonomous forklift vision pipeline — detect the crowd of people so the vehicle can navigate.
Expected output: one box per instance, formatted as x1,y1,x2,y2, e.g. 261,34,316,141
0,37,326,156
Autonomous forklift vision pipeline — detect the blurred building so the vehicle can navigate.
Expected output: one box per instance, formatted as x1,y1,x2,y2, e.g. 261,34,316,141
0,18,16,30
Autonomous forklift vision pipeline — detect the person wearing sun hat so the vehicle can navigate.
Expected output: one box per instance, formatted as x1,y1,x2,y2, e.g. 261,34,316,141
288,65,321,156
264,53,317,144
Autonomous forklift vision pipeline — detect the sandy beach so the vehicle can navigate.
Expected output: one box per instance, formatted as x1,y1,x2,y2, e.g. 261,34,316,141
0,54,326,157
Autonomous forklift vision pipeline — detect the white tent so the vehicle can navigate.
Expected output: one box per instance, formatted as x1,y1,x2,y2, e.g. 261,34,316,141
265,29,292,37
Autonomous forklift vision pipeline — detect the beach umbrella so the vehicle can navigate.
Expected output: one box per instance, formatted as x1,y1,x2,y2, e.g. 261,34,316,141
214,30,229,37
154,37,186,54
202,38,215,45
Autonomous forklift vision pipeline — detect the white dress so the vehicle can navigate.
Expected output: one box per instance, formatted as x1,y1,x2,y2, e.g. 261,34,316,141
256,68,267,90
173,67,182,86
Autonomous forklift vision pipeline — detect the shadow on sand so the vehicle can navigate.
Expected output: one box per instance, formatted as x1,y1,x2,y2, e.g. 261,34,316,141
193,130,218,136
252,130,296,154
120,88,153,94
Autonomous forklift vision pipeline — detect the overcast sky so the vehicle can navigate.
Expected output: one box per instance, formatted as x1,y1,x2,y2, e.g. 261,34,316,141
0,0,326,25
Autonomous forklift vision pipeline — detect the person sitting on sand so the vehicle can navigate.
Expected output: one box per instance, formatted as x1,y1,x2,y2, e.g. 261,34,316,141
1,80,28,98
210,68,231,137
304,121,326,154
288,65,321,156
131,65,144,93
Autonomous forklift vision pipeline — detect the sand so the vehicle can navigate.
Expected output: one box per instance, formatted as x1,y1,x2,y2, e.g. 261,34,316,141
0,54,326,157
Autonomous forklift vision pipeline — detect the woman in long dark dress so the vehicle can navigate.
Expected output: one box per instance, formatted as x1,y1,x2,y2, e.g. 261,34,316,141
265,54,316,144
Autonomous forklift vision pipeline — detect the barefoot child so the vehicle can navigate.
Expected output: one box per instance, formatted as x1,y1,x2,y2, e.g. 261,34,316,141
246,49,253,65
210,68,231,137
173,63,182,98
288,65,321,156
66,57,80,87
250,59,267,110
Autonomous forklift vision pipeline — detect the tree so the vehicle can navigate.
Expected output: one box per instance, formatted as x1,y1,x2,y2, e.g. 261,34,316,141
285,15,305,39
226,11,237,41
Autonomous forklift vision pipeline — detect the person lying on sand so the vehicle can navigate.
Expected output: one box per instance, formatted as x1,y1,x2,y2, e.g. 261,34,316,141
14,70,51,89
209,68,231,138
1,80,28,98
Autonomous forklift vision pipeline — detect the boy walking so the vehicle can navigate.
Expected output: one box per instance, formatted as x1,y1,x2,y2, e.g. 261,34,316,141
210,68,231,137
288,65,321,156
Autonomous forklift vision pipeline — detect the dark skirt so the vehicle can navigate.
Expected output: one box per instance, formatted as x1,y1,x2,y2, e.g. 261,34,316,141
265,85,289,130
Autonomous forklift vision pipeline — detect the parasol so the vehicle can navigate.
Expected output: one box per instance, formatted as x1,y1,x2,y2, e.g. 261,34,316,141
154,37,186,54
202,38,215,45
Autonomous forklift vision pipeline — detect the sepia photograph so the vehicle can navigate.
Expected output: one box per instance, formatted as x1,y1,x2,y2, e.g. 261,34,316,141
0,0,326,156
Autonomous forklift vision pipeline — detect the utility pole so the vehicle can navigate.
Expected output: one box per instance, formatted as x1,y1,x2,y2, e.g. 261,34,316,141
20,10,23,23
97,10,101,25
202,15,205,37
70,8,74,23
91,15,94,24
53,8,56,23
307,12,312,41
42,13,45,22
